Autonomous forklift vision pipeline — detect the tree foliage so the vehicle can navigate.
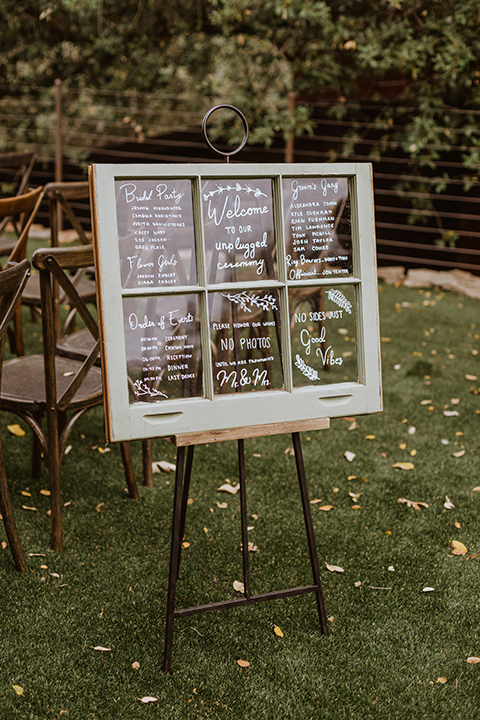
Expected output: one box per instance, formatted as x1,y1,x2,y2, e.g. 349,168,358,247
1,0,480,183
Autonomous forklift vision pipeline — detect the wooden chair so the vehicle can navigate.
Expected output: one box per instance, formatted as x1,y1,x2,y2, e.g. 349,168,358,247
0,187,43,355
0,151,37,252
0,259,31,572
0,245,139,552
21,181,96,340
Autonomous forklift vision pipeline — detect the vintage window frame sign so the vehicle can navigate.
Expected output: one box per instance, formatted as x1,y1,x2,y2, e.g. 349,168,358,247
89,162,382,443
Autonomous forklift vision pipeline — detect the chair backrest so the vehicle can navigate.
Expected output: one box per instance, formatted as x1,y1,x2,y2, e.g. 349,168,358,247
0,152,37,195
44,181,91,247
0,152,38,235
0,187,44,267
32,245,100,412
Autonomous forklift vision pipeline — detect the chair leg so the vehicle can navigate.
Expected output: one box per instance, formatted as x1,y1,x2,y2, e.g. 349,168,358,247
142,439,153,488
0,441,28,572
120,443,140,500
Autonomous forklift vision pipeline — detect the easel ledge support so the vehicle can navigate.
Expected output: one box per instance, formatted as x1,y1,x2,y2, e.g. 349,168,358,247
167,418,330,447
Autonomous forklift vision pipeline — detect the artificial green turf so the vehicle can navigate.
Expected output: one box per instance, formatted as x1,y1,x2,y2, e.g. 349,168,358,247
1,280,479,719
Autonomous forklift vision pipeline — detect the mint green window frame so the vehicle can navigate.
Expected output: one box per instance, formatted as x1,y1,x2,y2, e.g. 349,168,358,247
90,162,382,442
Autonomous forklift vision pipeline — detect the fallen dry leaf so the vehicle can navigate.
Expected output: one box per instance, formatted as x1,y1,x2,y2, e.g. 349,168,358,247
132,662,140,670
452,450,465,458
237,659,250,668
233,580,245,594
465,374,478,381
344,451,356,462
466,657,480,664
398,498,429,510
7,424,25,437
40,489,50,496
392,462,415,470
318,505,335,512
310,498,323,504
95,503,104,512
451,540,468,556
365,435,375,440
285,447,294,456
274,625,284,637
444,410,459,417
22,506,38,512
422,587,435,593
444,496,455,509
218,483,240,494
216,501,228,509
12,685,24,696
97,447,111,454
436,677,447,684
325,564,344,573
473,487,480,492
152,460,176,473
139,696,158,703
455,521,462,529
90,646,111,652
182,541,191,549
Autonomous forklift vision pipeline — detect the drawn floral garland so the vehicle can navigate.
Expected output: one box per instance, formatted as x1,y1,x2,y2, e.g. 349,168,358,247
295,354,319,381
220,291,278,314
132,379,168,399
327,289,352,314
203,182,267,202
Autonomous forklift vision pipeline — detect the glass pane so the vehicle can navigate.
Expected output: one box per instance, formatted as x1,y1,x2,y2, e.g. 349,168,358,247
210,289,284,394
201,178,277,283
290,285,357,386
282,177,353,280
115,178,196,288
123,294,202,403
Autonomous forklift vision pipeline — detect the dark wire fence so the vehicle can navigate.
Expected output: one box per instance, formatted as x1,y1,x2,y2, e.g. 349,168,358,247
1,83,479,275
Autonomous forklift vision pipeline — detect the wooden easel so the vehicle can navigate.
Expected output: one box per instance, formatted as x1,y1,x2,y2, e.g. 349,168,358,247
163,418,330,673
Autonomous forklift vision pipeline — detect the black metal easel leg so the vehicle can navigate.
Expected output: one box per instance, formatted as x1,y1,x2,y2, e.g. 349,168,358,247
176,445,195,581
238,439,251,599
163,446,186,674
291,432,329,636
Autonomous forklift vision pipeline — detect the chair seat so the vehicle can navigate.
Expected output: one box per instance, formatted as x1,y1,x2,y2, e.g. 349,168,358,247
21,273,97,305
1,355,103,411
57,328,97,361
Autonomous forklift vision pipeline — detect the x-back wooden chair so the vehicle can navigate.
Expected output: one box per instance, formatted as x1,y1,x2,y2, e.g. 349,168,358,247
0,151,37,242
0,186,43,355
0,245,139,552
21,181,97,343
0,258,31,572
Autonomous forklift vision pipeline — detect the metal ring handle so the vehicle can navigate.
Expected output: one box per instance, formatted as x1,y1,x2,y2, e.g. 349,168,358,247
201,105,249,159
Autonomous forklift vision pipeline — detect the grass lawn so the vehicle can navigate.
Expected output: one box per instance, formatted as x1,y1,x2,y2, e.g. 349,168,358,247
0,278,479,719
